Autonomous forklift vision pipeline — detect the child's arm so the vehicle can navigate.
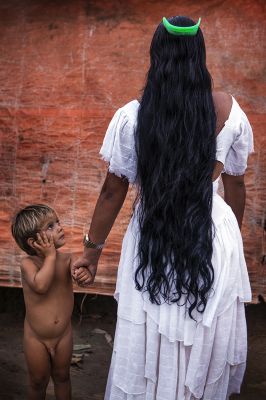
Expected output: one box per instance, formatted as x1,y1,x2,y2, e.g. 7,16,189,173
21,232,56,294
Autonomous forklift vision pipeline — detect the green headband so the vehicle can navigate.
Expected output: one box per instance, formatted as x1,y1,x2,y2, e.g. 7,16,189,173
162,17,201,36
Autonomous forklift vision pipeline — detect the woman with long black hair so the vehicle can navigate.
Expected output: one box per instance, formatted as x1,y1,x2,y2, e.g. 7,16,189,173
74,16,253,399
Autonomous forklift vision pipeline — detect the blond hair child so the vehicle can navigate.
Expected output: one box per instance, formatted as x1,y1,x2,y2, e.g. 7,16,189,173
11,204,88,400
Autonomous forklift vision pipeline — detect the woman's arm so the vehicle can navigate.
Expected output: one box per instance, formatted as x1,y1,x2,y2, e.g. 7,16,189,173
73,172,129,284
221,173,246,229
88,172,129,245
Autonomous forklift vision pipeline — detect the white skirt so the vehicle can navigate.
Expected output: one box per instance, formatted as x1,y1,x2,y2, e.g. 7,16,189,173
104,193,252,400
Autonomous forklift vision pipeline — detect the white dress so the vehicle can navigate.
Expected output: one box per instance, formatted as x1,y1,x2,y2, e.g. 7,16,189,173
100,97,254,400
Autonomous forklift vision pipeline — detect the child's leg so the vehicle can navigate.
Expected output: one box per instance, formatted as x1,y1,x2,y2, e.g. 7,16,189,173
51,325,73,400
23,333,51,400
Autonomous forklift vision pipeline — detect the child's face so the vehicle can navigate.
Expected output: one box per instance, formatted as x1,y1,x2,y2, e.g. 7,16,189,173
39,212,65,249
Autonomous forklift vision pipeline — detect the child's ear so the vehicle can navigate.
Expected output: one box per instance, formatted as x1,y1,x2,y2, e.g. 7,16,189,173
27,237,35,250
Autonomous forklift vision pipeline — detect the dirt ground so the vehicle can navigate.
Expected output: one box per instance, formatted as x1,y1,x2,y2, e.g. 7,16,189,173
0,288,265,400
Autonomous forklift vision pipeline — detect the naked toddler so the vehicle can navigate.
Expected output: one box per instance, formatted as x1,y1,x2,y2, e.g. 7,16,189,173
11,204,89,400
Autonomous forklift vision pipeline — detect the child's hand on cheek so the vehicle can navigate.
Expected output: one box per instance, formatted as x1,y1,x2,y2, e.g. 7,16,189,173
33,232,56,258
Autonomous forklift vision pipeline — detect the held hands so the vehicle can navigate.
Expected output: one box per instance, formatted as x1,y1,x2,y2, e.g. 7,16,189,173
72,266,93,287
33,232,56,258
72,249,101,287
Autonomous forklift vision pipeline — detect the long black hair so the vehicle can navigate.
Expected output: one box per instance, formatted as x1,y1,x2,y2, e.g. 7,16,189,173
134,16,216,318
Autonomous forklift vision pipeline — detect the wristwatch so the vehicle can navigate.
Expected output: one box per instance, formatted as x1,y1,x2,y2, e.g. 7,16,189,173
83,233,105,250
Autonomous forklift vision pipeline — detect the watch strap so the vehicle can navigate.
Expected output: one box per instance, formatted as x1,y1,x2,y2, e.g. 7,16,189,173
83,233,105,250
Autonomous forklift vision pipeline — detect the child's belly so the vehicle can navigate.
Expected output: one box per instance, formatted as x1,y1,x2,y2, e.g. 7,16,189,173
24,289,74,340
24,318,72,355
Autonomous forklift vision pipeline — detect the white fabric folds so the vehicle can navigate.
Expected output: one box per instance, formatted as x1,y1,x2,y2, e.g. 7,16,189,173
104,195,251,400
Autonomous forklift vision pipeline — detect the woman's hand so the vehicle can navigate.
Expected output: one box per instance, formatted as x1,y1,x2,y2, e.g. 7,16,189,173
72,249,102,286
73,266,93,287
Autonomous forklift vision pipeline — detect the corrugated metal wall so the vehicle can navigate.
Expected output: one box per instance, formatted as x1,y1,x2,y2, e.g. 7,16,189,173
0,0,265,298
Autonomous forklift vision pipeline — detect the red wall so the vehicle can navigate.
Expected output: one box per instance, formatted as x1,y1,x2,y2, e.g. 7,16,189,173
0,0,265,298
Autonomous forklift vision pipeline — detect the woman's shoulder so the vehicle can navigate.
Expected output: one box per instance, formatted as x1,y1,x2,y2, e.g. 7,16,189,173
212,91,231,103
213,91,233,133
213,91,251,132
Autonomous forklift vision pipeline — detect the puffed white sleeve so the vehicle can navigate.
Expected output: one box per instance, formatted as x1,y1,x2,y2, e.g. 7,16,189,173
223,117,254,176
99,108,137,183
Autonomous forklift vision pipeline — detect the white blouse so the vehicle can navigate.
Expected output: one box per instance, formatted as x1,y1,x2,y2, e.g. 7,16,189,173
100,97,254,183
